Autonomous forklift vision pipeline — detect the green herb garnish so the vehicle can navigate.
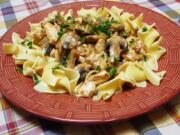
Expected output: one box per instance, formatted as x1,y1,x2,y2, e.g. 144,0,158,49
120,31,128,38
32,74,41,85
58,24,70,39
27,41,32,49
52,66,60,73
108,67,117,78
58,31,64,39
142,26,147,32
92,20,112,36
52,64,63,73
60,24,70,29
16,66,23,73
66,52,71,60
67,16,72,20
143,55,147,61
21,39,32,49
101,54,105,58
96,65,101,71
61,59,67,67
129,38,135,44
79,34,85,42
67,16,74,20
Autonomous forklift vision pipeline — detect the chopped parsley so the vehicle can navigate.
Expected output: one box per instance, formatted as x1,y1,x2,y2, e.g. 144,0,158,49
21,39,32,49
67,16,74,21
58,31,64,39
101,54,105,58
67,16,72,20
27,41,32,49
32,74,41,85
120,31,128,38
80,35,85,42
52,64,63,73
96,65,101,71
142,26,148,32
108,66,117,78
52,66,60,73
16,66,23,73
61,59,67,67
129,38,135,44
66,52,71,60
60,24,70,29
92,20,112,36
143,55,147,61
58,24,70,39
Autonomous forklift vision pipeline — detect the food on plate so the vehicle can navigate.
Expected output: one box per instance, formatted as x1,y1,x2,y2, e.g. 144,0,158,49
3,6,166,100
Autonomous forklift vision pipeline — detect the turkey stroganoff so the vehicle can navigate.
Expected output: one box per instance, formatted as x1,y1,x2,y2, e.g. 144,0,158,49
3,6,166,100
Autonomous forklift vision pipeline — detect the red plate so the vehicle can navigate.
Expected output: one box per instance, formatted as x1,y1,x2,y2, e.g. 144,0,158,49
0,1,180,124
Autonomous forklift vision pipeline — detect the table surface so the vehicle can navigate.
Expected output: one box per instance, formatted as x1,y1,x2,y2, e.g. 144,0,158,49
0,0,179,135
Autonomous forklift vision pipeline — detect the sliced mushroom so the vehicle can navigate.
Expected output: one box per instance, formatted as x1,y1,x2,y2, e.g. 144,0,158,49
59,48,71,66
78,69,89,83
74,63,91,83
55,32,80,64
44,44,54,55
107,34,128,63
60,32,80,49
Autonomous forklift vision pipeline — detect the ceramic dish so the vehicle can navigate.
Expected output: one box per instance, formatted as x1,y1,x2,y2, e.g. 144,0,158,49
0,1,179,124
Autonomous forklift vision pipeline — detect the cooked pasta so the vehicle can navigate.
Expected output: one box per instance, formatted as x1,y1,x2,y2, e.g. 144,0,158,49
3,6,166,100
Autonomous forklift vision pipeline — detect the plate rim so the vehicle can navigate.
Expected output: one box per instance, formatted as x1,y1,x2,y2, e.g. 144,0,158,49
1,87,179,124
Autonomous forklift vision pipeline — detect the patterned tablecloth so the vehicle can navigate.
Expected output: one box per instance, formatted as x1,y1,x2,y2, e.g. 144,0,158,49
0,0,180,135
